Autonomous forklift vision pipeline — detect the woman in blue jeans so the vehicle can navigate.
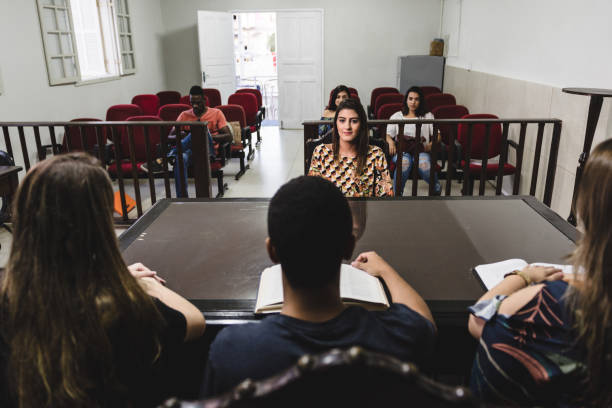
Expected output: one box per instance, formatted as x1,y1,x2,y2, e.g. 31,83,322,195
385,86,441,195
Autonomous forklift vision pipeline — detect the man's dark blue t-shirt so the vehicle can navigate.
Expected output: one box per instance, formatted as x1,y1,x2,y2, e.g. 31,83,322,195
202,303,436,397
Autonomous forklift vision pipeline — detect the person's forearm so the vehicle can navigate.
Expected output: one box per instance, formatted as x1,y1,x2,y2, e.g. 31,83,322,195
476,275,527,303
380,268,434,325
142,279,206,341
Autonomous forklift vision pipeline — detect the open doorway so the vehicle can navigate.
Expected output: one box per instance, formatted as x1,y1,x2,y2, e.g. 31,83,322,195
232,12,278,126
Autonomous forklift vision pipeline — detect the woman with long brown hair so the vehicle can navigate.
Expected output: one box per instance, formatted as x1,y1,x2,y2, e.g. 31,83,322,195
467,139,612,406
0,153,205,407
308,98,393,197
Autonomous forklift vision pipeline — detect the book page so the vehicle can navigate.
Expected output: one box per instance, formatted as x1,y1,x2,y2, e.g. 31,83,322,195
531,263,574,274
254,264,283,313
340,264,389,307
474,259,528,290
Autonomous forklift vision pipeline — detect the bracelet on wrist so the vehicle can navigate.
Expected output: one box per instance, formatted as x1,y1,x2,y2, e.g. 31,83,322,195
503,270,532,286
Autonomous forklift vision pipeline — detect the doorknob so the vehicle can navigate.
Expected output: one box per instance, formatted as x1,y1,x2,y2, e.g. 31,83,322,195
202,72,206,83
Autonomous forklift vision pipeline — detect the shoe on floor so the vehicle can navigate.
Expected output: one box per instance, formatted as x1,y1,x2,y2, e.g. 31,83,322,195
141,159,165,174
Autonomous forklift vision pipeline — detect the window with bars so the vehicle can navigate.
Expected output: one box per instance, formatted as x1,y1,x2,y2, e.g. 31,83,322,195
36,0,135,86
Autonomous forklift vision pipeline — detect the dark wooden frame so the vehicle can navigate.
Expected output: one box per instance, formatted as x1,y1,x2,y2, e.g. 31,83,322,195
303,118,562,206
0,121,213,225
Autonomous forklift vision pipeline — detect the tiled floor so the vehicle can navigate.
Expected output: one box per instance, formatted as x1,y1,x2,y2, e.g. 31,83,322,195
0,125,501,266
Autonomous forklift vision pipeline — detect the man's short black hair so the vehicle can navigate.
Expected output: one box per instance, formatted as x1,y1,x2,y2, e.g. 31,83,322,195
190,85,204,96
268,176,353,289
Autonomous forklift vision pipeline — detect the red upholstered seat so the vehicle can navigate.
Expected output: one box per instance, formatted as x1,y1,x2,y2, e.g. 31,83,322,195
374,94,403,119
424,93,456,112
106,104,142,121
217,103,252,178
420,86,442,97
228,92,261,143
350,93,360,103
156,91,181,107
376,102,403,139
369,87,399,117
179,95,190,105
131,94,160,116
431,105,470,144
348,87,358,95
236,88,262,109
107,115,162,177
203,88,222,107
158,104,191,121
63,118,105,153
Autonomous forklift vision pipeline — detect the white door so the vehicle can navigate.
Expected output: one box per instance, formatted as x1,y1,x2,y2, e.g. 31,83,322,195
197,11,236,104
277,10,323,129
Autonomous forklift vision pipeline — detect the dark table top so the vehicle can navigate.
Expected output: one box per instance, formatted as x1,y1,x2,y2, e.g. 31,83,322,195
562,88,612,97
0,166,22,177
119,196,578,324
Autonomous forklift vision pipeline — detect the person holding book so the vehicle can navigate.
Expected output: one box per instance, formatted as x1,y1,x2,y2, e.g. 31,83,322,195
202,175,435,396
308,98,394,197
467,139,612,406
0,153,206,408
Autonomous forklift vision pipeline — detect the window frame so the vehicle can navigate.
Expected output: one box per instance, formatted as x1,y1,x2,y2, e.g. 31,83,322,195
35,0,136,86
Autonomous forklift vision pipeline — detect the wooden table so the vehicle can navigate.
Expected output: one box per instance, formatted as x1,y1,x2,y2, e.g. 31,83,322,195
119,196,578,326
561,88,612,225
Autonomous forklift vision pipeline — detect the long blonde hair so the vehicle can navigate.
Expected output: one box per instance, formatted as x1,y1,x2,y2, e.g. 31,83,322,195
568,138,612,405
0,153,163,408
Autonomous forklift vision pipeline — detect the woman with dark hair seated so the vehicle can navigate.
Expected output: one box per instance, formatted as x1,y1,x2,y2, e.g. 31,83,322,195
385,86,441,195
309,98,393,197
0,153,206,408
319,85,351,136
467,139,612,406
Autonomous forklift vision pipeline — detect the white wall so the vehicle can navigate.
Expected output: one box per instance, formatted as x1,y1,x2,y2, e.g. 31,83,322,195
0,0,167,122
441,0,612,217
443,0,612,89
159,0,441,107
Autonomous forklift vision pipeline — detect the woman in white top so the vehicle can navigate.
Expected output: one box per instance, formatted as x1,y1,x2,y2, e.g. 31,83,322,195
385,86,441,195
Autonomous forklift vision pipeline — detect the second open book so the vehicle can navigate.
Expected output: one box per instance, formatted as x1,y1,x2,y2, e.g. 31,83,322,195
254,264,390,314
474,259,574,290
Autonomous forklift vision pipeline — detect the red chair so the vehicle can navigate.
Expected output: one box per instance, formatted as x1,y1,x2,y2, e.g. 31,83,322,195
374,94,404,119
420,86,442,97
431,105,470,145
106,104,142,145
350,93,360,103
203,88,222,107
376,102,403,139
369,87,399,118
107,115,162,177
228,92,261,144
179,95,190,105
158,104,191,121
348,87,358,95
63,118,105,153
217,104,251,179
457,114,515,194
424,93,456,112
131,94,160,116
236,88,265,119
156,91,181,107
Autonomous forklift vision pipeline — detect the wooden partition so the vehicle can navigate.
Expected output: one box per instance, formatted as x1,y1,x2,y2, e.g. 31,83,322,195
0,121,212,225
303,118,562,206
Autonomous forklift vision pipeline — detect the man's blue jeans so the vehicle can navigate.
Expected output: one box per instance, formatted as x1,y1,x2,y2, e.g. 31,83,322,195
392,152,441,195
168,132,215,198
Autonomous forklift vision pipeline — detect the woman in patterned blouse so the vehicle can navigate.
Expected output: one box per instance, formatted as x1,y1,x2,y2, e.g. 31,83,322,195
308,98,393,197
467,139,612,406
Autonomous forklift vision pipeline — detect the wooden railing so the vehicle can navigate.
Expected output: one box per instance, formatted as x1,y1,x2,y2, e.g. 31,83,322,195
0,121,211,224
303,118,562,206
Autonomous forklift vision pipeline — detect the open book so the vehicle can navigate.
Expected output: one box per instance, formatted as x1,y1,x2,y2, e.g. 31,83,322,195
254,264,390,314
474,258,573,290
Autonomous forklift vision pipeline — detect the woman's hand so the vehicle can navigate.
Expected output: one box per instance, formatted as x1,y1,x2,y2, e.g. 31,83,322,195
521,265,563,284
386,135,396,156
128,262,167,285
